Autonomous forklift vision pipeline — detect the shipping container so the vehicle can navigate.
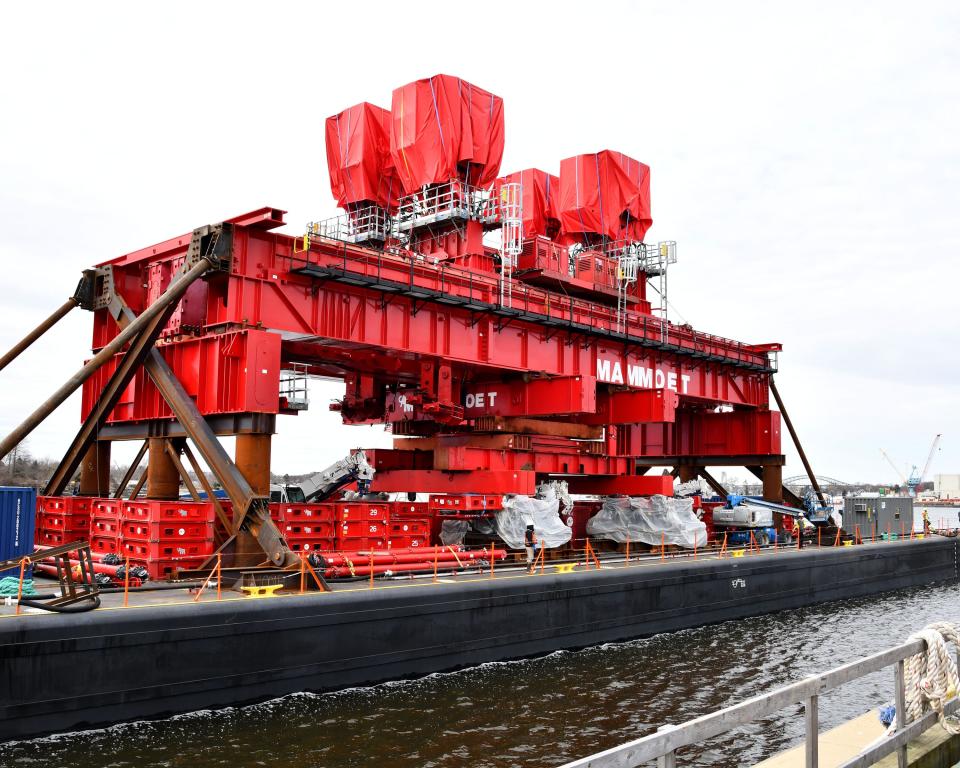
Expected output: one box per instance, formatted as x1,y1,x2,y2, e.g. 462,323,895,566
843,495,913,536
0,487,37,579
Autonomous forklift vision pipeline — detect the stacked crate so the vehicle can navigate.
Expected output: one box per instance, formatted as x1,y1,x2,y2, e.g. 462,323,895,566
89,498,123,557
272,503,337,553
120,500,216,580
34,496,93,548
337,501,390,550
388,501,431,549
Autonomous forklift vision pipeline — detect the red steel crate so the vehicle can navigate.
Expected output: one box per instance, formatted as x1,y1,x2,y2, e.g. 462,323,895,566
37,515,91,533
391,501,430,518
37,530,65,547
281,520,336,538
388,535,428,549
121,539,214,561
121,520,214,542
140,557,206,580
90,535,122,555
286,538,336,553
336,502,389,522
335,537,388,551
273,503,337,523
92,498,122,519
428,494,503,512
37,496,93,516
339,520,387,538
388,518,430,537
91,517,122,536
123,501,216,523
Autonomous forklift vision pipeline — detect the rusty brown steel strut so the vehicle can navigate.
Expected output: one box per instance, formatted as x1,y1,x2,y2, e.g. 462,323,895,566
0,256,213,464
769,377,826,506
0,219,298,571
0,297,78,374
103,300,297,568
44,259,210,495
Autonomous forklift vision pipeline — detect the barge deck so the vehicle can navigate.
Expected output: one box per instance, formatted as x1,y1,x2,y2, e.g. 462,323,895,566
0,537,956,742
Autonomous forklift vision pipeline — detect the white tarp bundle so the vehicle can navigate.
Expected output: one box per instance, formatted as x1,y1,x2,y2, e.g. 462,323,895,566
496,495,572,549
586,495,707,549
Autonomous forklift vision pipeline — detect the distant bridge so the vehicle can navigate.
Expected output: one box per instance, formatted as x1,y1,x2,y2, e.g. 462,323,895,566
783,475,851,487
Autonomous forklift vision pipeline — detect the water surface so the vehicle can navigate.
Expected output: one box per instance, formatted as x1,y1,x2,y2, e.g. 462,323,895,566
2,508,958,768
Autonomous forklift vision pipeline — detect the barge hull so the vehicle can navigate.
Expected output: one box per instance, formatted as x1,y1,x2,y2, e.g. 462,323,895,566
0,539,955,741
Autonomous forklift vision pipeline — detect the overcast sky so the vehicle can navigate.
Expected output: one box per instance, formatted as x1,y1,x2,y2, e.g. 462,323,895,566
0,1,957,485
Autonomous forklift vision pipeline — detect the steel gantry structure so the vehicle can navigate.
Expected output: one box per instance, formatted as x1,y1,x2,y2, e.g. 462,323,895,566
0,73,819,568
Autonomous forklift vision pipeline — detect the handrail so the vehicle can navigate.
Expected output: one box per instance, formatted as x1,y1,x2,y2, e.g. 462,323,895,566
292,237,772,369
556,633,958,768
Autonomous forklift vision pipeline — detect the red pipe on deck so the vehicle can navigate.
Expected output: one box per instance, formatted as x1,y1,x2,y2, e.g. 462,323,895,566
322,548,507,567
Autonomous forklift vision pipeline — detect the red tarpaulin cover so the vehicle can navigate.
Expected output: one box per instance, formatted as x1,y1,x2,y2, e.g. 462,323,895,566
557,151,652,244
390,74,505,193
497,168,561,239
325,102,401,210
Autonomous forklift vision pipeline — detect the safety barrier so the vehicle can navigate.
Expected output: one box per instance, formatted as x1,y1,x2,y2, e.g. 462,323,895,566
2,528,944,618
555,626,960,768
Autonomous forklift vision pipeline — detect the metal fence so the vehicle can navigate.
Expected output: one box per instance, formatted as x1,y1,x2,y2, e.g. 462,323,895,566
556,633,960,768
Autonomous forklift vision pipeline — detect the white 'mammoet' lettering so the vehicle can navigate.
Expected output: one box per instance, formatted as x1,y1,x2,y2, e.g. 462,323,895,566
596,357,691,395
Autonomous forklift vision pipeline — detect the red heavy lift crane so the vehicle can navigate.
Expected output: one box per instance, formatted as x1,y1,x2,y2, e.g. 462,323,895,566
0,74,821,572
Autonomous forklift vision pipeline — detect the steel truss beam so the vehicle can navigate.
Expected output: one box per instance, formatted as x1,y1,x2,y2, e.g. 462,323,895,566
95,413,277,441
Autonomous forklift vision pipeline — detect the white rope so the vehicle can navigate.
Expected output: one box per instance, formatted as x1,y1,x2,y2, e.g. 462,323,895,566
900,622,960,734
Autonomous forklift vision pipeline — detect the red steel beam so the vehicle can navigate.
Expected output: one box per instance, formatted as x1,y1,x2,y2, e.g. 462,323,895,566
618,409,782,457
372,469,537,495
563,475,675,495
462,375,596,418
579,387,678,425
85,218,774,425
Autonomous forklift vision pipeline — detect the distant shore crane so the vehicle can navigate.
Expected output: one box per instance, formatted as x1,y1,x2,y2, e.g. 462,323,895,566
880,433,942,494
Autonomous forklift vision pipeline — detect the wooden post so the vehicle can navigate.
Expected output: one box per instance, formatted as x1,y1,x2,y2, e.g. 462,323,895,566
895,660,908,768
539,539,545,574
625,535,630,565
805,694,819,768
656,725,677,768
660,532,665,561
216,553,222,601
